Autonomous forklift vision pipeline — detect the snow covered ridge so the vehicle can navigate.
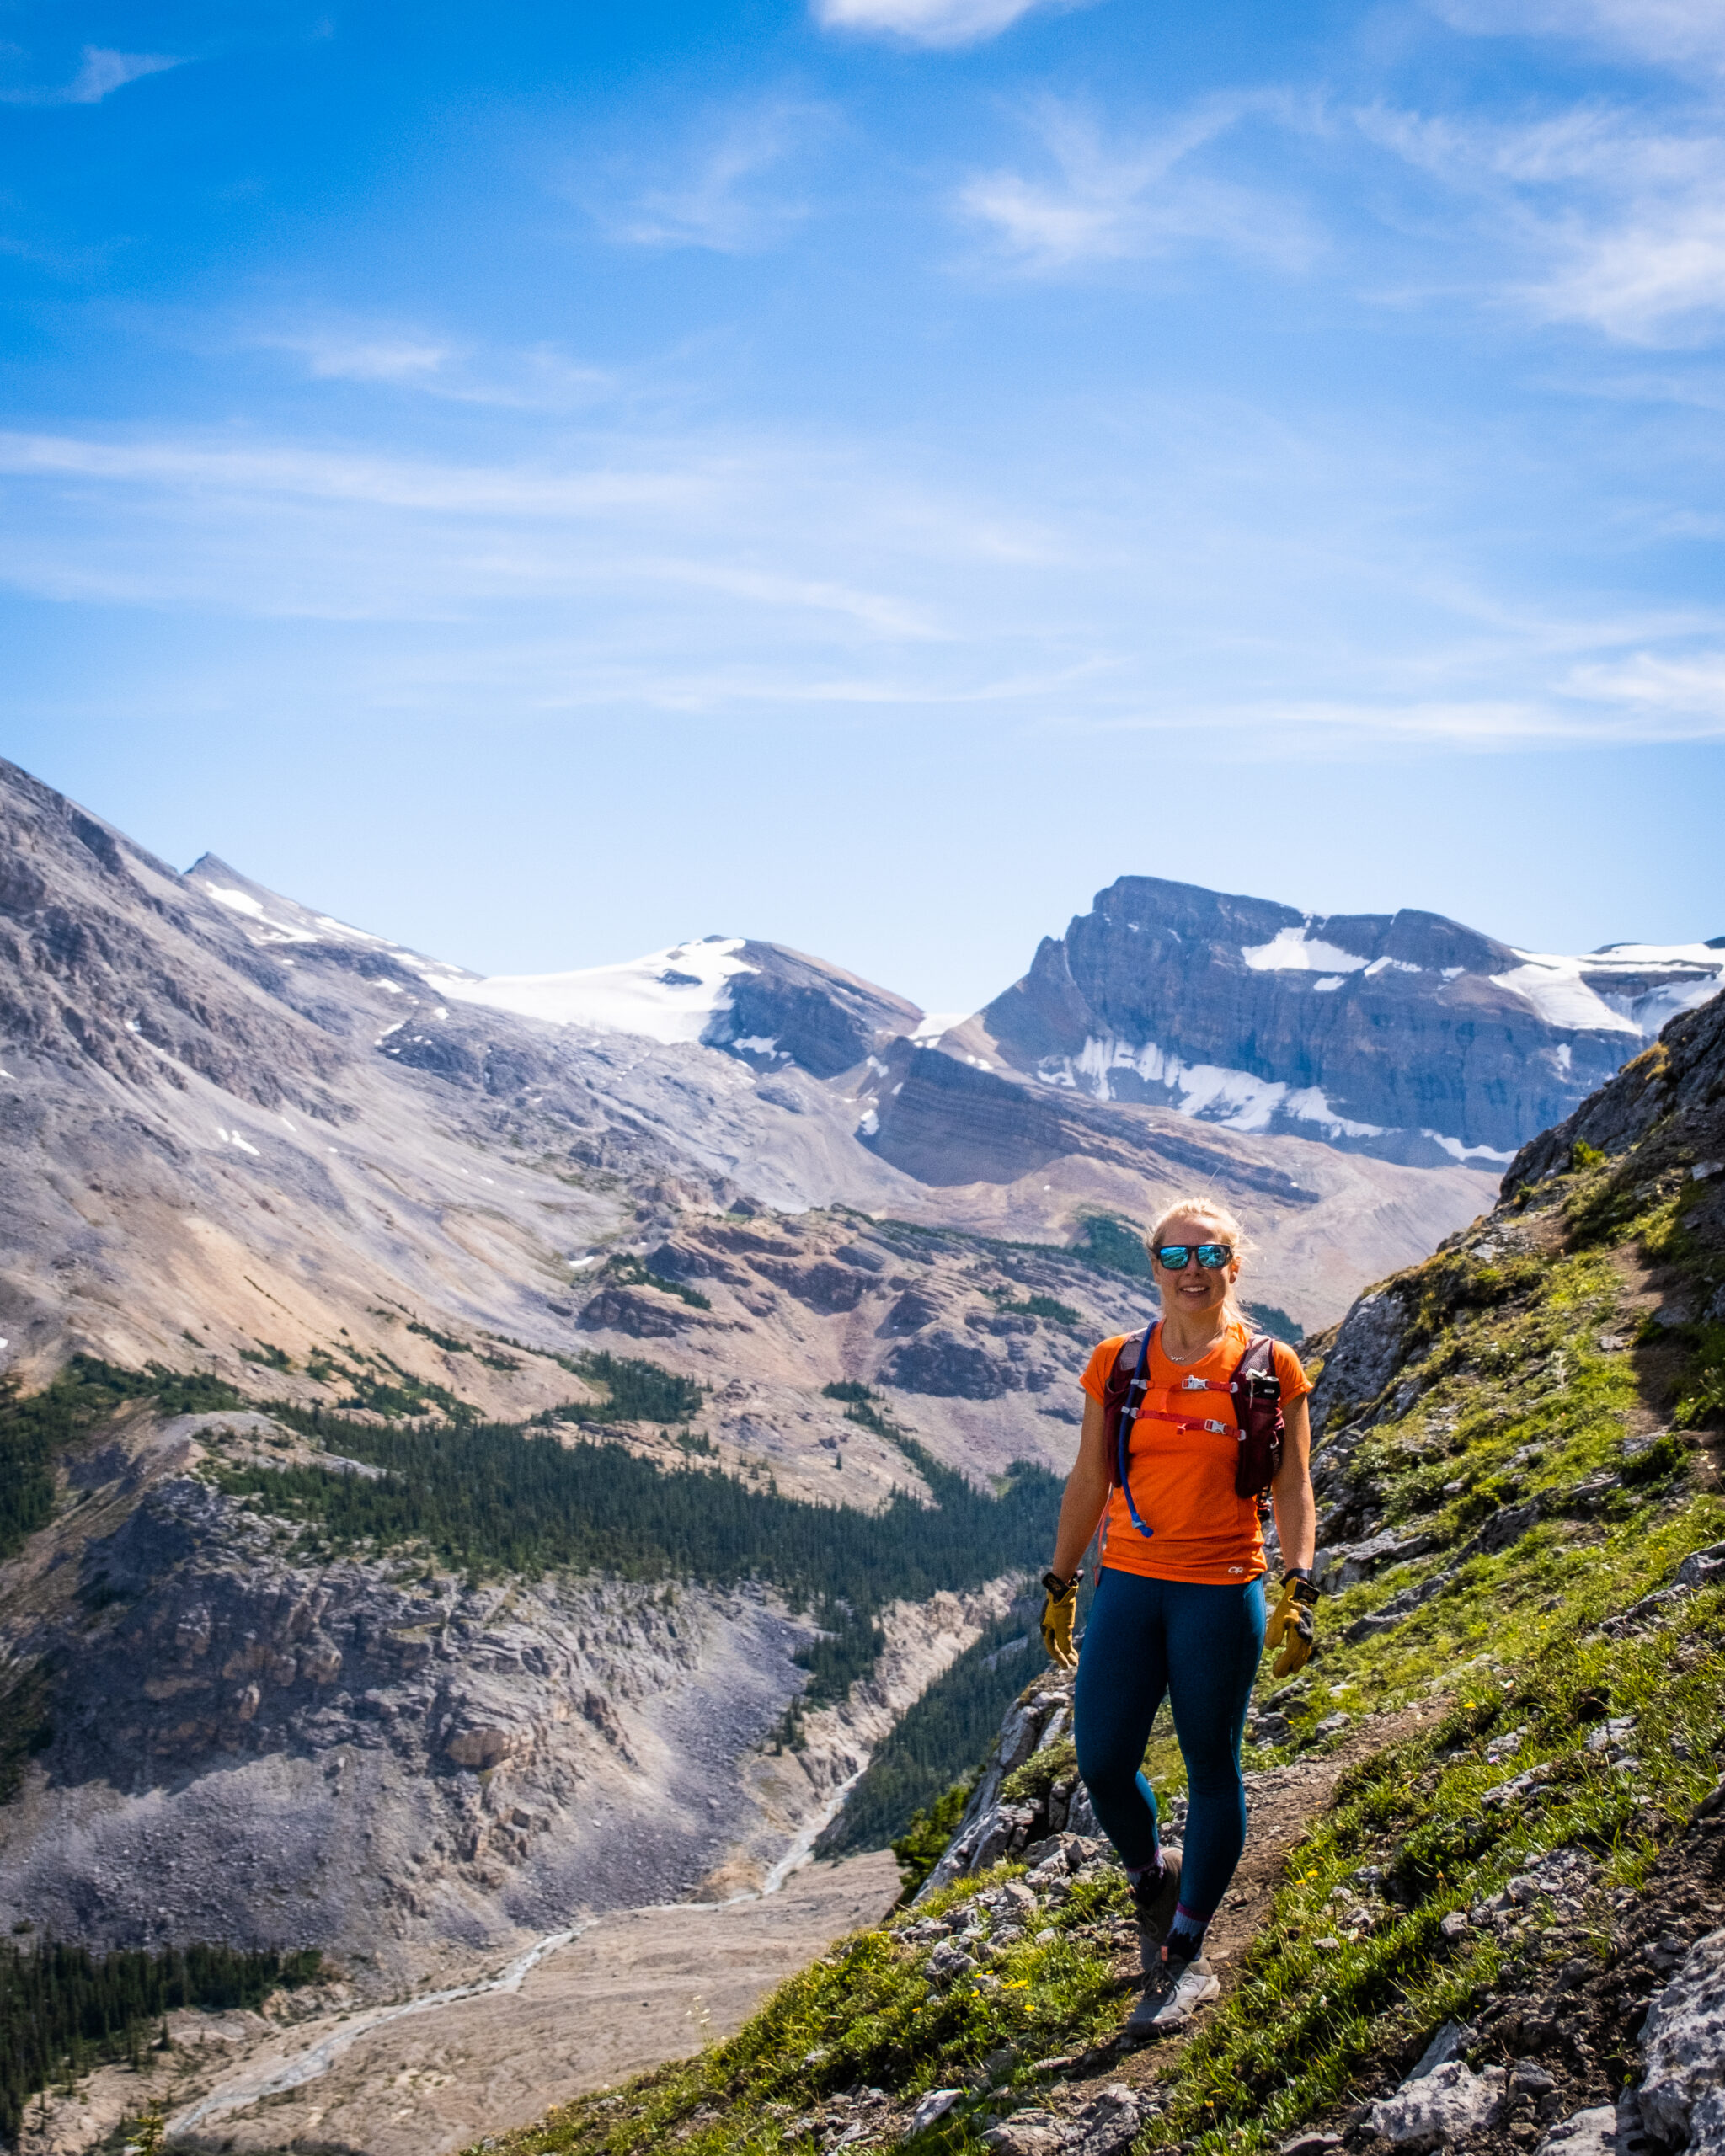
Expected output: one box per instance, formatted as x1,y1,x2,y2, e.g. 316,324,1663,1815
439,937,756,1047
1491,944,1725,1039
1034,1036,1516,1165
1240,915,1724,1043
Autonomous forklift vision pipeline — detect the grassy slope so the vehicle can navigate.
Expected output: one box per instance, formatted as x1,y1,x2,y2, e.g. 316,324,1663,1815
478,1016,1725,2156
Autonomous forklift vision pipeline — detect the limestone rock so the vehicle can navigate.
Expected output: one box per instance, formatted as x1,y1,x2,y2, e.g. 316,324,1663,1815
1309,1289,1411,1437
1365,2059,1505,2148
907,2089,964,2135
1533,2099,1654,2156
1069,2084,1147,2156
981,2110,1069,2154
1637,1924,1725,2153
975,875,1688,1165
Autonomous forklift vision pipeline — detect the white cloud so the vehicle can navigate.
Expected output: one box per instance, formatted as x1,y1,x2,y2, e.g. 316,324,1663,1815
1,405,1720,750
812,0,1075,48
1567,649,1725,720
287,334,452,384
2,45,182,104
592,103,827,253
1429,0,1725,74
959,99,1314,275
250,323,611,409
1359,103,1725,345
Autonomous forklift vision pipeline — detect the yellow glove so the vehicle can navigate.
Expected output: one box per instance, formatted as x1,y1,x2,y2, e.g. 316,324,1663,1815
1040,1571,1080,1669
1264,1572,1319,1678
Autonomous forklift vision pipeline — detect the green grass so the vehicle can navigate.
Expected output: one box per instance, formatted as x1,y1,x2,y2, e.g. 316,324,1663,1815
489,1865,1134,2156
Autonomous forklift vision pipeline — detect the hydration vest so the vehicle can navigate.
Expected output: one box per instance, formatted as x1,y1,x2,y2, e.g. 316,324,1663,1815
1100,1322,1285,1538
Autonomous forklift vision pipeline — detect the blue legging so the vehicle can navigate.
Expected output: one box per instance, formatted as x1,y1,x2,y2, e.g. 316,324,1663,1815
1073,1566,1266,1926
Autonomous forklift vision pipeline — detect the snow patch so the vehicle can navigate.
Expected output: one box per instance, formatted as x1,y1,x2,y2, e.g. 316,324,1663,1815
1042,1037,1408,1144
1493,960,1642,1036
1493,942,1723,1038
1281,1086,1389,1141
1313,976,1345,993
1240,926,1370,974
911,1011,969,1043
857,1107,880,1137
202,883,267,920
1365,956,1423,977
443,938,756,1046
732,1034,779,1056
1424,1130,1517,1165
196,880,322,946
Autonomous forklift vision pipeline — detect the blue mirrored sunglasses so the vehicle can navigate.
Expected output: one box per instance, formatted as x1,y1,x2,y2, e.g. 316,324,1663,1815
1156,1243,1233,1271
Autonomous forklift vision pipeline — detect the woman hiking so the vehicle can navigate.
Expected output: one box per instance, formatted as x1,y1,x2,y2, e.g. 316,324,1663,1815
1039,1198,1318,2038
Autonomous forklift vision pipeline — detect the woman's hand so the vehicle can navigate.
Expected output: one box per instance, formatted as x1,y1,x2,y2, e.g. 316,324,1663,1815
1040,1574,1080,1668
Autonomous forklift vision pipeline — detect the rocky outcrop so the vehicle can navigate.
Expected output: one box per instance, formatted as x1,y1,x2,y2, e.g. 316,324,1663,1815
1366,2059,1506,2148
1504,986,1725,1196
708,941,921,1079
1637,1925,1725,2152
977,876,1722,1166
0,1412,846,1994
916,1671,1109,1899
1307,1286,1413,1438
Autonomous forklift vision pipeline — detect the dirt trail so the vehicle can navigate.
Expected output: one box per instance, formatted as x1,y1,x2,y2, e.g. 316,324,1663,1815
1060,1700,1448,2106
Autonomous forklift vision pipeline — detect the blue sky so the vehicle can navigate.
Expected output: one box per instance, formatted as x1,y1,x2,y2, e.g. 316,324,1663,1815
3,0,1722,1011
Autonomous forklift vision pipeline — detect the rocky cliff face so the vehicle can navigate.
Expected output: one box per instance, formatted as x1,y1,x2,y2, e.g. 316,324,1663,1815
0,1396,1021,1997
974,876,1723,1168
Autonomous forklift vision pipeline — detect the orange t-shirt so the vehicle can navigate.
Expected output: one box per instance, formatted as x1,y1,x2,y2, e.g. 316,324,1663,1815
1080,1321,1312,1585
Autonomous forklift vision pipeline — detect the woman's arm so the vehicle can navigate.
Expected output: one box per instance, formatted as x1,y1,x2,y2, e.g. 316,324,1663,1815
1049,1390,1114,1582
1269,1393,1316,1572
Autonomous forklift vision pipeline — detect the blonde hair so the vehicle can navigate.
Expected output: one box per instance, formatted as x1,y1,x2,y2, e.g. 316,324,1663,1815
1145,1195,1250,1325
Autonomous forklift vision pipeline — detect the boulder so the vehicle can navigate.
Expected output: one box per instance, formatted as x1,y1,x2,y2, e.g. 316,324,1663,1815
926,1941,978,1984
1309,1289,1412,1437
1069,2084,1146,2156
1533,2099,1654,2156
1365,2060,1505,2148
908,2089,964,2136
981,2111,1069,2155
1676,1542,1725,1591
1637,1924,1725,2153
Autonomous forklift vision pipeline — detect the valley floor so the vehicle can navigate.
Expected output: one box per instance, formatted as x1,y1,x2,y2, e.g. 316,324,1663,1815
14,1853,902,2156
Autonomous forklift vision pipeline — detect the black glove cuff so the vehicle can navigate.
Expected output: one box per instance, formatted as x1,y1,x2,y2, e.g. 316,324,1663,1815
1042,1568,1082,1599
1283,1573,1321,1605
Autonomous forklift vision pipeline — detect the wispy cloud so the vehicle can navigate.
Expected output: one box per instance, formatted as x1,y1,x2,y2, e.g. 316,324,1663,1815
811,0,1079,49
1,45,182,105
1567,648,1725,722
1359,103,1725,345
2,411,1719,749
958,99,1316,275
248,323,612,409
590,102,830,254
1429,0,1725,75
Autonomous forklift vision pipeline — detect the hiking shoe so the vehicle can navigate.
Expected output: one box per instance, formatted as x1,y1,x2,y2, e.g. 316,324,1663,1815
1130,1845,1183,1974
1124,1951,1220,2040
